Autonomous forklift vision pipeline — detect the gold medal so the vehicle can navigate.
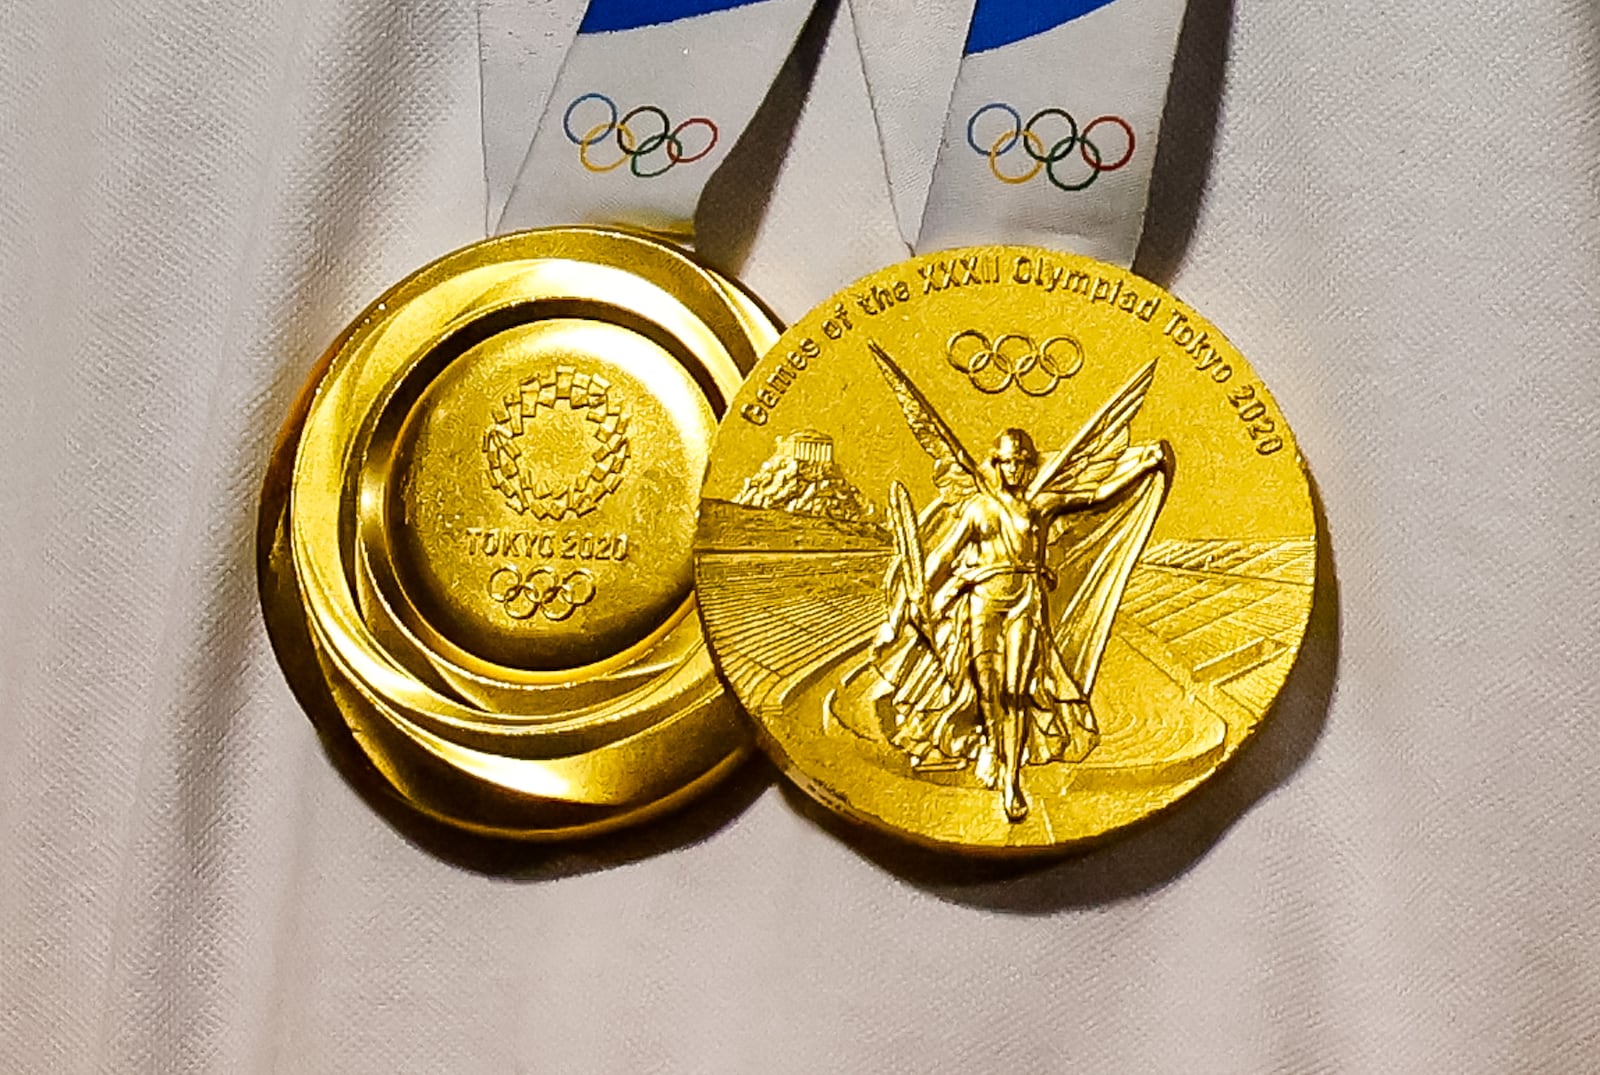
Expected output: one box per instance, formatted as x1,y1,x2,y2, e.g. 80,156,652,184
694,246,1316,854
259,227,777,839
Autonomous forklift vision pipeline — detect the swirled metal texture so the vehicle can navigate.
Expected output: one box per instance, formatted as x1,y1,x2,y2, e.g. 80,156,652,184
258,227,777,840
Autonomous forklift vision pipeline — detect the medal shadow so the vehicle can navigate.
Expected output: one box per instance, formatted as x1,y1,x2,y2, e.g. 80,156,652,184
262,552,777,879
305,709,778,879
777,478,1338,911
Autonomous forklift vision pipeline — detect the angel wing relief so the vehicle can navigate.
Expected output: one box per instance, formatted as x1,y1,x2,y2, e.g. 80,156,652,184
695,342,1311,824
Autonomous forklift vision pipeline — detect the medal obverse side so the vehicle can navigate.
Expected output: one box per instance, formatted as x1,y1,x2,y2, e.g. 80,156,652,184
694,247,1316,854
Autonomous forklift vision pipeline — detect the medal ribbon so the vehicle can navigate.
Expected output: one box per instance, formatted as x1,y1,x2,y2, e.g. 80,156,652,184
895,0,1190,265
495,0,815,241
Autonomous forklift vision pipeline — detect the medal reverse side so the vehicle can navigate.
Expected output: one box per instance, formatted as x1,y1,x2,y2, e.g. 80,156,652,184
259,227,777,840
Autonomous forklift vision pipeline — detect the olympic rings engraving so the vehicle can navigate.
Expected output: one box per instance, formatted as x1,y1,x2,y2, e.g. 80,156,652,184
966,103,1134,192
946,330,1085,397
487,566,597,622
563,93,718,178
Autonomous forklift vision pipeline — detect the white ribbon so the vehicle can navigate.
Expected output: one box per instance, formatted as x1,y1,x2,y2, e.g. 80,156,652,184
494,0,814,241
867,0,1190,266
479,0,586,232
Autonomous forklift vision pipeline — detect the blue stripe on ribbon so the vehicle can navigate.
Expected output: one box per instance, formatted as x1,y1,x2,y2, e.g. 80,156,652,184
964,0,1122,54
579,0,769,34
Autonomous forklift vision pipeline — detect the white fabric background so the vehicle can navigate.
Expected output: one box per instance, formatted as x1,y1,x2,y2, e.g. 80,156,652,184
2,0,1598,1071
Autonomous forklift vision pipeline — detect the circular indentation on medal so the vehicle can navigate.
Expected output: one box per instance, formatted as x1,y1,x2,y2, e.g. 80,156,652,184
384,317,716,671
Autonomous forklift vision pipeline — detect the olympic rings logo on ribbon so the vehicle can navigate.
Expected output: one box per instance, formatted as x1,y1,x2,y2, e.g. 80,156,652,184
563,93,719,178
947,330,1085,396
487,565,597,622
965,104,1134,192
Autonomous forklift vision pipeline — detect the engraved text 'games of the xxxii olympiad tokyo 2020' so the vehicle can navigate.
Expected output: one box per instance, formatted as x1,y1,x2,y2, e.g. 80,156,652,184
258,227,779,839
693,246,1316,855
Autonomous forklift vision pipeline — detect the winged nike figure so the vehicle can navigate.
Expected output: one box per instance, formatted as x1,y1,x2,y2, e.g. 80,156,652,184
868,341,1171,822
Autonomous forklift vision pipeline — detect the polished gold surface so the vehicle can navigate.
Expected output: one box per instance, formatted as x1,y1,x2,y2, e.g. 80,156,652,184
259,227,777,839
694,247,1315,854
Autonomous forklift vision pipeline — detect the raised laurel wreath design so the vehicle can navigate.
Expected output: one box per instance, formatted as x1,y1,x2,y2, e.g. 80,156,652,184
483,365,631,520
